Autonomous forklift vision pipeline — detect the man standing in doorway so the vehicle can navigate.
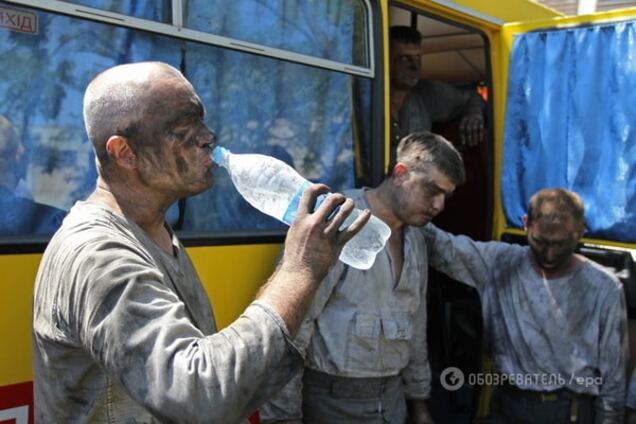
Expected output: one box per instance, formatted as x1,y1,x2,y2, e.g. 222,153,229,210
261,131,466,424
390,25,485,165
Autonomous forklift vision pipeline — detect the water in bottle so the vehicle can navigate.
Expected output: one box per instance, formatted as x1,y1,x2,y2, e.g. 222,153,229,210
212,146,391,270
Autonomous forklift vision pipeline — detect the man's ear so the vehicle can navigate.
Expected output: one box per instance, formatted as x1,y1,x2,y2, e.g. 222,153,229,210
393,162,408,179
575,223,586,241
522,215,529,231
105,136,136,170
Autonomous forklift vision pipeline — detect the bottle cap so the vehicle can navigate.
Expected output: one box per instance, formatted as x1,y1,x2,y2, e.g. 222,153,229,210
212,145,229,165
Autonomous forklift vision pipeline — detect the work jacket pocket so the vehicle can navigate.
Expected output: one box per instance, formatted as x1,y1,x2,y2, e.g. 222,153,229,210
381,316,413,341
355,313,381,338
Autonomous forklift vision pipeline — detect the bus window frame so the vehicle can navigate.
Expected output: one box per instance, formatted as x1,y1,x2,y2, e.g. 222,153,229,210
4,0,376,77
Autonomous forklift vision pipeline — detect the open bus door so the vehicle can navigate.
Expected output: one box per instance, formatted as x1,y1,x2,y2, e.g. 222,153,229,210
386,4,496,421
385,2,561,421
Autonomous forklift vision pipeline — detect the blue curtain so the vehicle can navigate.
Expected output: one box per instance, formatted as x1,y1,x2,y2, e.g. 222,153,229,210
503,21,636,242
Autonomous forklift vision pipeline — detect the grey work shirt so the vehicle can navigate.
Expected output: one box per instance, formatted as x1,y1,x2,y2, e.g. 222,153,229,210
423,224,627,422
261,188,431,422
627,371,636,409
32,201,301,424
391,80,484,161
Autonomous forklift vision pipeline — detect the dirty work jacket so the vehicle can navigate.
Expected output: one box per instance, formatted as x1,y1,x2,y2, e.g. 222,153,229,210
33,201,301,424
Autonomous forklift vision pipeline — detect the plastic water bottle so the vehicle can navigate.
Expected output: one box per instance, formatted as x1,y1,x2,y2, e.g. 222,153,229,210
212,146,391,270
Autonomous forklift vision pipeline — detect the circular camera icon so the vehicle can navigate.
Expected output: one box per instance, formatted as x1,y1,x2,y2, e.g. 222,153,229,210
440,367,465,391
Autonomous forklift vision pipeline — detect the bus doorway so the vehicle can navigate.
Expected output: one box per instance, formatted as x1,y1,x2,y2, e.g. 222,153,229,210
389,4,491,422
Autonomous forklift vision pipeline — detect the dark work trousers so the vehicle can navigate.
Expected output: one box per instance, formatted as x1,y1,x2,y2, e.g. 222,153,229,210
301,368,408,424
487,385,595,424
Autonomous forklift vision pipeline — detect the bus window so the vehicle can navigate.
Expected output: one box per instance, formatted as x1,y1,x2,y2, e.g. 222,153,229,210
180,43,373,233
0,0,374,240
0,3,183,240
184,0,370,67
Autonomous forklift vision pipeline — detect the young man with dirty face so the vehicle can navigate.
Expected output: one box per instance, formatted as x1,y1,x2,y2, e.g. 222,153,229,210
423,188,627,423
32,62,369,424
261,131,465,424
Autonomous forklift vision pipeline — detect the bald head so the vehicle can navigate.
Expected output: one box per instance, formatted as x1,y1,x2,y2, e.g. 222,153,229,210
83,62,192,169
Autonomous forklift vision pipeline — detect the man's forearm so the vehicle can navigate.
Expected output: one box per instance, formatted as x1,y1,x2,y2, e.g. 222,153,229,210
257,265,324,337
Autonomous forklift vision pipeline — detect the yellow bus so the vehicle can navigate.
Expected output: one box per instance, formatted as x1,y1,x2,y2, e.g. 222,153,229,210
1,0,636,422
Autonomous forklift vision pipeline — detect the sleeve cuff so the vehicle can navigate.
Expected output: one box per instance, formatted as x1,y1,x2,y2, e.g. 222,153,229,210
247,300,303,357
403,381,431,400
